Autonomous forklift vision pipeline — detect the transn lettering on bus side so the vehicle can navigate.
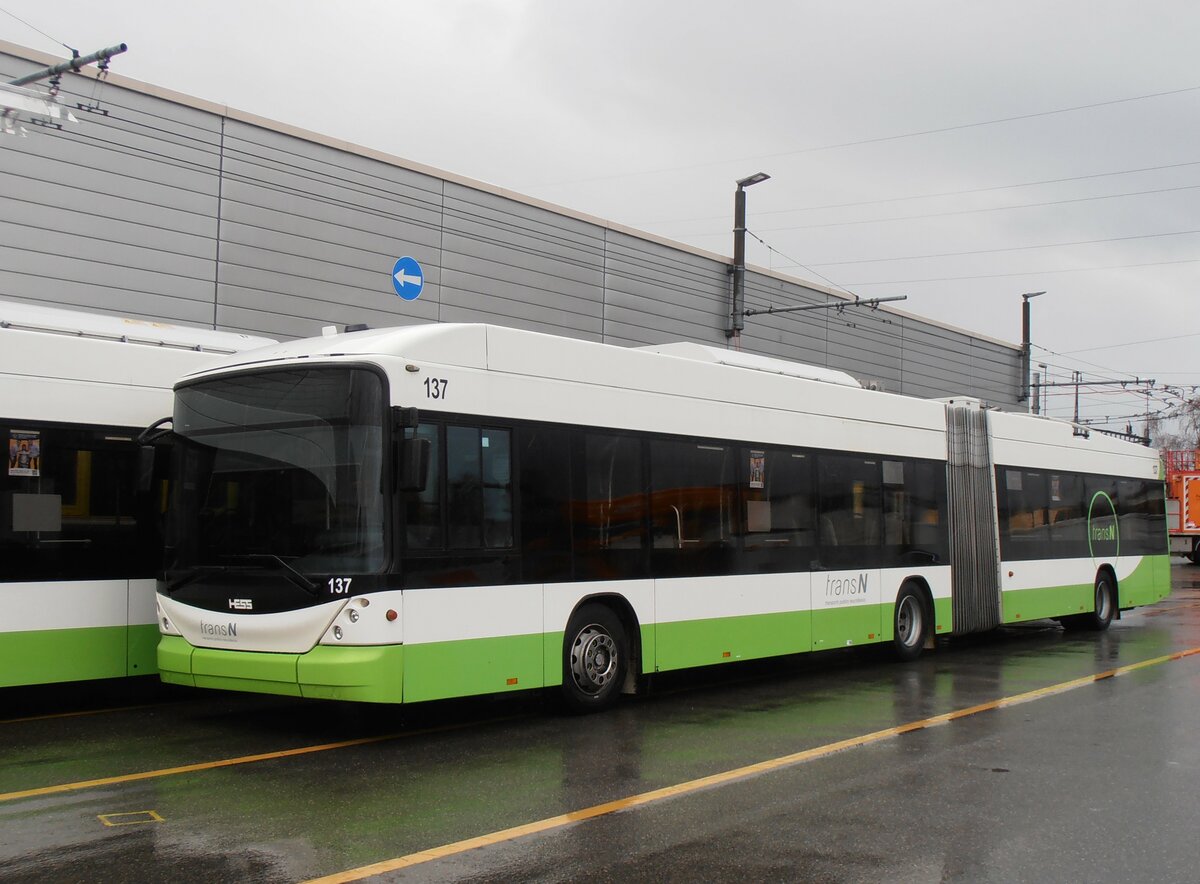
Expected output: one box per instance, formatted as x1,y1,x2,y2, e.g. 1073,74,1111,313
825,573,869,597
1091,525,1117,542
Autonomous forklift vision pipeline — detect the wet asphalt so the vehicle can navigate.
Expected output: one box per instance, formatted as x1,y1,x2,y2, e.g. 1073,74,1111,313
3,566,1200,883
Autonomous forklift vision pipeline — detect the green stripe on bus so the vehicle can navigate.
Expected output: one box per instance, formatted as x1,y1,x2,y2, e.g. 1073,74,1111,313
403,634,542,703
655,610,812,671
0,624,158,688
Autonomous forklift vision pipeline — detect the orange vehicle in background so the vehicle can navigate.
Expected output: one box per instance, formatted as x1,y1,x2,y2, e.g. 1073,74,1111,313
1165,450,1200,563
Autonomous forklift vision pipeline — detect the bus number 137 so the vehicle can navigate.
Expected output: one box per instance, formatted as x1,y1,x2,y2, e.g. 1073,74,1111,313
424,378,448,399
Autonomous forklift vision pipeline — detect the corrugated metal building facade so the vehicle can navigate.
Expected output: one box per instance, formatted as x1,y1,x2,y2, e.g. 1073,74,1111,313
0,41,1021,406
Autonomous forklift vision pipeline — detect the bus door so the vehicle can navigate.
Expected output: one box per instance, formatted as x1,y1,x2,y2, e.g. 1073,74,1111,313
813,454,884,650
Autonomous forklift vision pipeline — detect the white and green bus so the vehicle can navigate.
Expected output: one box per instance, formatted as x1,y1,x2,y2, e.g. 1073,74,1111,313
0,300,273,688
152,323,1170,711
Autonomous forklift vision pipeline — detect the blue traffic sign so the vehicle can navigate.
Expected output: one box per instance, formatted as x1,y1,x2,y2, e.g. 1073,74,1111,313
391,256,425,301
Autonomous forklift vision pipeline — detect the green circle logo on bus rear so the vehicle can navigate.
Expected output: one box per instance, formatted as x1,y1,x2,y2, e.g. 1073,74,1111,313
1087,491,1119,561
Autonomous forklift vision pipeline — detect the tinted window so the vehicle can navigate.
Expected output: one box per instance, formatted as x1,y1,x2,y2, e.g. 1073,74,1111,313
650,440,735,550
581,434,646,552
1,423,155,580
742,448,815,550
407,423,514,552
818,455,882,551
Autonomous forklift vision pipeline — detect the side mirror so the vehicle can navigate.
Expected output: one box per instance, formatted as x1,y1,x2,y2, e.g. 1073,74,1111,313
137,445,157,493
136,416,174,494
399,437,431,493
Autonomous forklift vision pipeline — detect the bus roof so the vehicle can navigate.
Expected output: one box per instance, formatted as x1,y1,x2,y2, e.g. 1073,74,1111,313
182,322,865,388
0,299,276,354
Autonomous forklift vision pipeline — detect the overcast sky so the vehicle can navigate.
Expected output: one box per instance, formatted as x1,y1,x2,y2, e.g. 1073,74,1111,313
4,0,1198,434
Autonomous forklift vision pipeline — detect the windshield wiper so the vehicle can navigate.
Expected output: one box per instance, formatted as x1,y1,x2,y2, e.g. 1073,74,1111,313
223,554,320,595
164,565,228,593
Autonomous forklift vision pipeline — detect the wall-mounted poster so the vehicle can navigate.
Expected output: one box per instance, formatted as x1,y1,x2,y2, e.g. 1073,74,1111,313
8,430,41,477
749,450,765,489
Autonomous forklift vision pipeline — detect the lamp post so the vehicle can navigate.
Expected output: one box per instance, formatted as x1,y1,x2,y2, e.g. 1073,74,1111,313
728,172,770,345
1019,291,1045,407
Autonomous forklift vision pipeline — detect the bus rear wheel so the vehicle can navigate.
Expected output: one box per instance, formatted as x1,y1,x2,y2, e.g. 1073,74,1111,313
1078,573,1116,631
1190,537,1200,565
892,584,929,662
561,604,628,713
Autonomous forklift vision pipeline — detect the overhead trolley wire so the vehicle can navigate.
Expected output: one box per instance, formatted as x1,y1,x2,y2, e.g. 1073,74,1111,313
648,157,1200,228
799,229,1200,269
757,182,1200,234
527,81,1200,190
843,256,1200,287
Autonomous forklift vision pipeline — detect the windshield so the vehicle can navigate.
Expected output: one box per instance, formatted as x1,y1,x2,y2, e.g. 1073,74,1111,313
167,367,387,576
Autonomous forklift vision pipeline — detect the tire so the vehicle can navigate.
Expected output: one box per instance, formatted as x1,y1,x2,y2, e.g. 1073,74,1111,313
892,584,929,662
1076,572,1116,632
561,604,628,713
1191,538,1200,566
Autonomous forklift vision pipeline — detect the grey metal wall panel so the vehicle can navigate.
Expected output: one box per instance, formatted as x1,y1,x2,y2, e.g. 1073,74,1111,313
0,271,215,325
0,43,1022,409
603,231,730,346
3,149,216,238
0,195,215,261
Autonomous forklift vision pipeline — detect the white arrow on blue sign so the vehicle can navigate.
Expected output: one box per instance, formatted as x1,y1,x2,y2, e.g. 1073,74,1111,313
391,256,425,301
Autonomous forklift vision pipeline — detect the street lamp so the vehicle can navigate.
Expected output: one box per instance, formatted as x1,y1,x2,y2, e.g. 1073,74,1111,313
1019,291,1045,406
728,172,771,343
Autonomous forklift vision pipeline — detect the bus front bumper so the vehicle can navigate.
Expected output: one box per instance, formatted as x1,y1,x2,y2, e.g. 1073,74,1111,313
157,635,404,703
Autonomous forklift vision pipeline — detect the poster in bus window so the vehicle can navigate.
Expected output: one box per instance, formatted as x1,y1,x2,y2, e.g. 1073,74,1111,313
749,450,765,489
8,430,41,477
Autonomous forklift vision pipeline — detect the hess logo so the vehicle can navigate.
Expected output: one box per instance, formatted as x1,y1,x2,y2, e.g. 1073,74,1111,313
228,598,253,611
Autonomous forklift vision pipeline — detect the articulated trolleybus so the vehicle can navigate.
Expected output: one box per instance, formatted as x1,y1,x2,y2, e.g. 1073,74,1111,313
154,323,1169,710
0,300,273,688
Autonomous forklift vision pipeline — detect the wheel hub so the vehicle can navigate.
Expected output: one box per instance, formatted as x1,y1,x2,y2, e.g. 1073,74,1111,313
571,625,617,694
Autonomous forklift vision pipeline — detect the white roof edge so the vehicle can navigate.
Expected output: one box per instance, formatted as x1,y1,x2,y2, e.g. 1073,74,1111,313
0,40,1018,356
638,342,862,387
0,298,276,353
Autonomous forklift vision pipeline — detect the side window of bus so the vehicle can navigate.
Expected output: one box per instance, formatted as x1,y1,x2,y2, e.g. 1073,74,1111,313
1,424,147,579
907,460,948,557
1048,473,1086,548
1117,478,1161,555
649,440,735,549
742,448,814,550
581,433,646,551
445,425,513,550
817,455,882,549
1001,469,1049,546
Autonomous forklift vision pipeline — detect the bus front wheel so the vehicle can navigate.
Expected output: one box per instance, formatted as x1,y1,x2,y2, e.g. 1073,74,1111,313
561,604,628,713
892,584,929,662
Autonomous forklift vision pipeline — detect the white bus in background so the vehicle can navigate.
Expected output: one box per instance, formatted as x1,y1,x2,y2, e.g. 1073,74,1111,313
0,300,274,689
150,323,1170,711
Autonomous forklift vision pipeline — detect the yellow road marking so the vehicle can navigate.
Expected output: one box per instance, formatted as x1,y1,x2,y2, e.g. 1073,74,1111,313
306,645,1200,884
0,734,400,803
0,715,520,804
2,705,152,725
98,810,164,827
